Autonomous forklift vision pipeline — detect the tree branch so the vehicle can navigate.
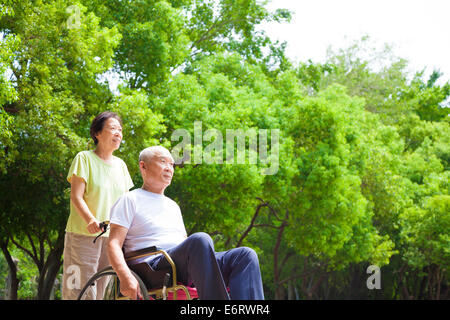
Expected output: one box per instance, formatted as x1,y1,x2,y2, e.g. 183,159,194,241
8,233,39,267
236,198,267,247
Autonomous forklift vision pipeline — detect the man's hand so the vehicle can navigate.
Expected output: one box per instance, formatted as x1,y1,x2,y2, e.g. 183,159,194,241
120,275,142,300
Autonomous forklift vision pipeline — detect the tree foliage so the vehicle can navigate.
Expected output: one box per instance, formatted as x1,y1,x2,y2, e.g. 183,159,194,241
0,1,448,300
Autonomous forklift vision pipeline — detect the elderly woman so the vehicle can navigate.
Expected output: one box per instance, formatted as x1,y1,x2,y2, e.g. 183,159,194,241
62,111,134,300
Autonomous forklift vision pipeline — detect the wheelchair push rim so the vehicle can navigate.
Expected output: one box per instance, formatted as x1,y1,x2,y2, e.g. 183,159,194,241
77,266,150,300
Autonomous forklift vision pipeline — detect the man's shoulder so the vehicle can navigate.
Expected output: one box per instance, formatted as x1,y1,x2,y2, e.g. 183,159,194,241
111,190,139,218
115,188,140,204
121,189,180,209
124,188,141,198
163,195,181,210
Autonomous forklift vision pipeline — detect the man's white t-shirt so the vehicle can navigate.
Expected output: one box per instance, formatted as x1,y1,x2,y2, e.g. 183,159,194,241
110,188,187,253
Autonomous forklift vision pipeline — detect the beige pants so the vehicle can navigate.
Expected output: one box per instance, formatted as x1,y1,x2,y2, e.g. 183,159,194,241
62,232,110,300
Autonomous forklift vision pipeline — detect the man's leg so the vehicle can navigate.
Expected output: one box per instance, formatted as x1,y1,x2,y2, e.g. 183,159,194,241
215,247,264,300
150,232,230,300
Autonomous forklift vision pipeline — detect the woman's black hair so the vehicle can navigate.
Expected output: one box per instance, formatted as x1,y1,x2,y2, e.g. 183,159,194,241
90,111,122,145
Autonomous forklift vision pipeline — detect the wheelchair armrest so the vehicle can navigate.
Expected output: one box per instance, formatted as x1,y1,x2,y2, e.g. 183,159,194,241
123,246,179,289
124,246,158,260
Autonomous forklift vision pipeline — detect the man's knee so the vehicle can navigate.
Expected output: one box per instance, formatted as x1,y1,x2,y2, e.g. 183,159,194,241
238,247,260,266
246,247,258,260
187,232,214,251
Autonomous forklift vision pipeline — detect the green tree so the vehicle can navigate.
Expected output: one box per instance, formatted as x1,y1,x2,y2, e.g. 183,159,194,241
152,54,274,243
0,12,19,173
0,0,121,299
83,0,190,92
398,70,450,122
84,0,291,92
305,36,449,299
399,195,450,299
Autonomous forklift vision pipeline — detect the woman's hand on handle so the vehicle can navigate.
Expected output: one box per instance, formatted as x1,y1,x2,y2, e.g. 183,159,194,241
86,218,102,234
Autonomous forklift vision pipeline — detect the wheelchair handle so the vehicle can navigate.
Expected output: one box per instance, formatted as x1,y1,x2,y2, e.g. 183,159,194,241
93,221,109,243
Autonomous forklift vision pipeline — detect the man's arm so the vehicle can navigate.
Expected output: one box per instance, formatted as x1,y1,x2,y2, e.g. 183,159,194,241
107,223,142,299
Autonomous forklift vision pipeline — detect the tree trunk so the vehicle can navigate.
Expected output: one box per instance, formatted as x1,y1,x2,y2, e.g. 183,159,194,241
0,239,19,300
273,219,288,300
36,235,64,300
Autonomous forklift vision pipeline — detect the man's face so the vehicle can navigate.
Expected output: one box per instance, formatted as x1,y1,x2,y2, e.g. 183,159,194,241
141,151,175,189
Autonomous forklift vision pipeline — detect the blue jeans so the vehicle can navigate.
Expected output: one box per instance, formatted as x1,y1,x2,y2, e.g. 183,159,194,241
147,232,264,300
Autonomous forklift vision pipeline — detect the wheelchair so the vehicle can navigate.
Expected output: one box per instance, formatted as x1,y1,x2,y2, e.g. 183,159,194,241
77,222,198,300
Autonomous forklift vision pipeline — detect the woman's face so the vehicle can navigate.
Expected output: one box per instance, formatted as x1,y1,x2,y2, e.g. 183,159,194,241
96,117,123,151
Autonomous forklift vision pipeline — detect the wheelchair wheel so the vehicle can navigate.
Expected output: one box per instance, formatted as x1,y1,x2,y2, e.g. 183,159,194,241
77,266,150,300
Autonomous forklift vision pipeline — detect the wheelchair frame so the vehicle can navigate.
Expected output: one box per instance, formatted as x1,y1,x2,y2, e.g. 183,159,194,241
77,247,195,300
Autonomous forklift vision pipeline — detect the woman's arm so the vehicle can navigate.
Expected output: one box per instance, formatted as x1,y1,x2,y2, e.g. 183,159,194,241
70,174,101,234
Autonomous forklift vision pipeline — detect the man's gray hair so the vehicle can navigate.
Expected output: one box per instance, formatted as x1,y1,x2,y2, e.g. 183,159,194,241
139,146,172,163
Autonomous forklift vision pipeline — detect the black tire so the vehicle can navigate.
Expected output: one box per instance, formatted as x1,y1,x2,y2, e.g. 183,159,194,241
77,266,149,300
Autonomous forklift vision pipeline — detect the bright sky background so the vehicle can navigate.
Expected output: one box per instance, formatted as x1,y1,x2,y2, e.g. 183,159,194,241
260,0,450,84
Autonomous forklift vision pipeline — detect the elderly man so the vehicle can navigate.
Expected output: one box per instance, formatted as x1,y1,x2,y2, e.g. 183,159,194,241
107,146,264,300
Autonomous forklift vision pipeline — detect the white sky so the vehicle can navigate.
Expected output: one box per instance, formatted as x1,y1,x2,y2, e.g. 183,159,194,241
261,0,450,84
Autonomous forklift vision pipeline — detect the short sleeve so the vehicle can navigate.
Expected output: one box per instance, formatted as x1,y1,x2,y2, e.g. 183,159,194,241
110,193,136,230
67,152,89,184
121,160,134,191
